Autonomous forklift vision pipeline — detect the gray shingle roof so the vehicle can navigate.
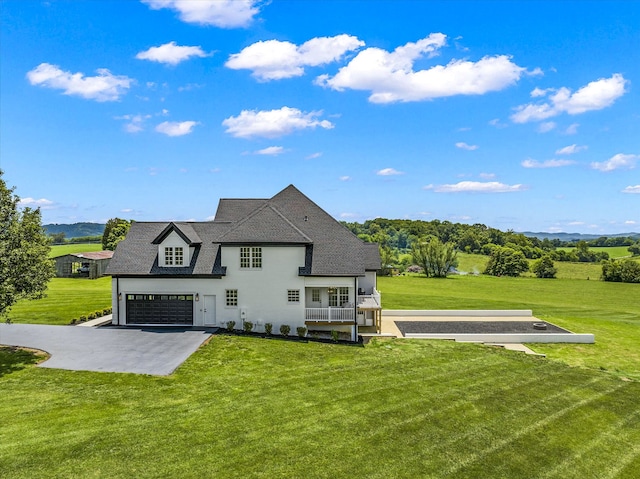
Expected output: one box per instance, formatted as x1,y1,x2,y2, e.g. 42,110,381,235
107,185,380,278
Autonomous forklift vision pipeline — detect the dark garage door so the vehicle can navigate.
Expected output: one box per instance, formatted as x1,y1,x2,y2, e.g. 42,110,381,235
126,294,194,325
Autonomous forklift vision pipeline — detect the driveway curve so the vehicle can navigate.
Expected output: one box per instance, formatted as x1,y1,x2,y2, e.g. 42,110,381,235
0,323,212,375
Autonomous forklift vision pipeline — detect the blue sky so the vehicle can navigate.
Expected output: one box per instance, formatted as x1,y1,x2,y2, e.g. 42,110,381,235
1,0,639,233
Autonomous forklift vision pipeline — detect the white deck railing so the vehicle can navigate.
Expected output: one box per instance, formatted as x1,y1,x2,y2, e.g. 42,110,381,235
357,289,381,308
305,307,354,322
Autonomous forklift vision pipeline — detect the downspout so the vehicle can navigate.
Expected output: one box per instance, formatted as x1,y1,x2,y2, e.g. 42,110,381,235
115,277,120,326
353,277,358,342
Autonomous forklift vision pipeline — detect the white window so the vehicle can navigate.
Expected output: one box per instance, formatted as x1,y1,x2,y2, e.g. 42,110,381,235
311,288,320,303
329,287,349,307
164,246,185,266
287,289,300,303
174,247,184,266
164,247,174,265
240,247,262,269
226,289,238,307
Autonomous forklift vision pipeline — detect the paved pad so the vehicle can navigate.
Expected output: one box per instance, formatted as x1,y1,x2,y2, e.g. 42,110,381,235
0,323,212,375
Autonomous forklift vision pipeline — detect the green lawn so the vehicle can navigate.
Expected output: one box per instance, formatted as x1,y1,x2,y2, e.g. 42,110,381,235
379,275,640,380
8,277,112,324
49,243,103,258
1,337,639,478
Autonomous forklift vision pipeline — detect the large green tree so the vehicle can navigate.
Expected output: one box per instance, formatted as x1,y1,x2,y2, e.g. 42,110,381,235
102,217,132,251
0,170,56,319
531,255,557,278
411,237,458,278
484,246,529,277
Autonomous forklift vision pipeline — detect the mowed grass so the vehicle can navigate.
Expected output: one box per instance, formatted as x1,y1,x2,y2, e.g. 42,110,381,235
8,277,112,325
49,243,103,258
1,337,639,479
379,275,640,380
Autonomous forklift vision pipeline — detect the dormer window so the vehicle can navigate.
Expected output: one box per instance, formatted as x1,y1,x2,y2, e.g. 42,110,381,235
164,246,184,266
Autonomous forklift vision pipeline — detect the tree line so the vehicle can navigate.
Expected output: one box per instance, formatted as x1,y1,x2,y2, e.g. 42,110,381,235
342,218,640,283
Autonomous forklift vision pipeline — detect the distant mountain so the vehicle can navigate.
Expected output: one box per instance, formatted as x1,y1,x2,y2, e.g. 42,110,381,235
522,231,640,241
44,222,105,238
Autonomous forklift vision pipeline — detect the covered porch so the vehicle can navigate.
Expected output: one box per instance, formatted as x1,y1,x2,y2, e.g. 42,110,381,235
303,284,382,332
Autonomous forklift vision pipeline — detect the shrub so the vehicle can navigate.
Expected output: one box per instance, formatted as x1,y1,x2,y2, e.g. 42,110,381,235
79,315,87,322
88,312,97,320
331,330,340,342
296,326,307,338
264,323,273,336
70,318,78,325
94,310,103,318
226,320,236,332
532,255,557,278
602,259,640,283
243,321,254,333
280,324,291,337
103,308,112,316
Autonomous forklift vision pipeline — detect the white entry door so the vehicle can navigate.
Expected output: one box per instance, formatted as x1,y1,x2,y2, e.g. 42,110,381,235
203,295,216,326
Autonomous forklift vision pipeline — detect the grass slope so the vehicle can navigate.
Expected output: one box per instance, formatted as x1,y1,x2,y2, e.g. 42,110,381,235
1,338,639,478
8,277,112,325
379,275,640,380
49,243,103,258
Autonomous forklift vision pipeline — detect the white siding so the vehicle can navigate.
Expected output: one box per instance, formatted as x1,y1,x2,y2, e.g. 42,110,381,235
157,231,190,267
358,271,377,294
112,245,310,332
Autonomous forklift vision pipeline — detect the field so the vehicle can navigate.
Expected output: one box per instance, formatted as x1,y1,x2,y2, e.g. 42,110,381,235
49,243,103,258
2,256,640,477
557,245,632,259
1,336,639,478
379,275,640,380
8,277,112,325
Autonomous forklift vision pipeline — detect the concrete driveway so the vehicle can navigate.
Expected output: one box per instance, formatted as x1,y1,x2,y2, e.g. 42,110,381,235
0,323,212,375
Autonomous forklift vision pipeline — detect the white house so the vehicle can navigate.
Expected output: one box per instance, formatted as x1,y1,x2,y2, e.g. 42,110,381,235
106,185,382,340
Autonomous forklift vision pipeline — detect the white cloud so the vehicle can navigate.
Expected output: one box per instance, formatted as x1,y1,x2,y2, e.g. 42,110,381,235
564,123,579,135
141,0,261,28
537,121,556,133
622,185,640,194
222,107,333,139
340,212,358,219
555,144,587,155
376,168,404,176
591,153,638,172
226,35,364,81
568,221,585,226
625,220,637,224
255,146,285,156
488,118,508,129
136,41,210,66
511,73,628,123
306,152,322,159
424,181,526,193
479,172,495,179
115,114,151,133
155,120,199,137
521,158,575,168
530,87,551,97
339,176,351,181
26,63,132,102
317,34,528,103
18,197,55,209
455,142,478,151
